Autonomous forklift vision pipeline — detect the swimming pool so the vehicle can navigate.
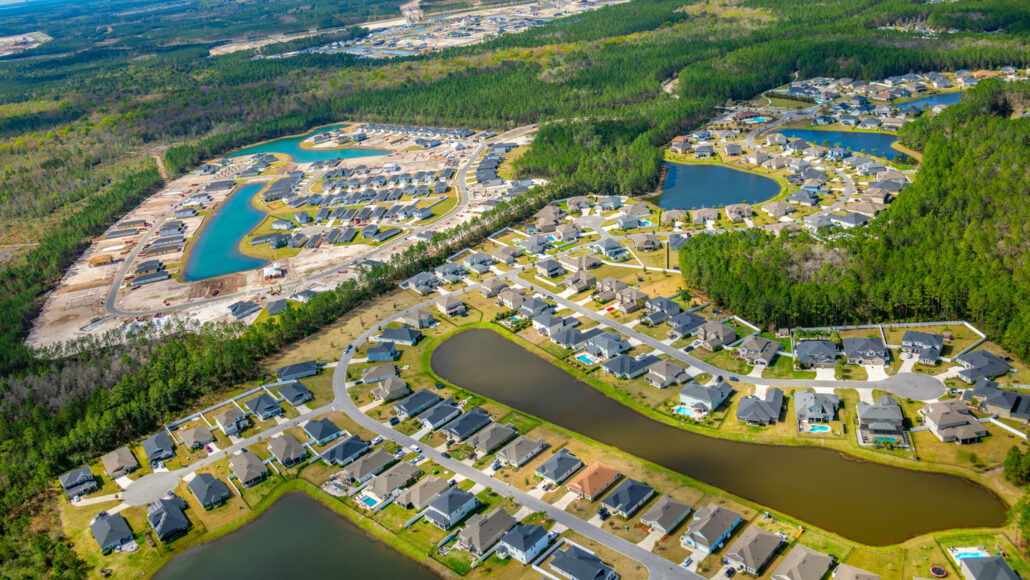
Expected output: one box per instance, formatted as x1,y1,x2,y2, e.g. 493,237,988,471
954,552,986,559
576,354,596,365
673,405,698,418
509,316,520,323
746,117,769,124
639,220,652,227
809,424,831,433
360,496,377,508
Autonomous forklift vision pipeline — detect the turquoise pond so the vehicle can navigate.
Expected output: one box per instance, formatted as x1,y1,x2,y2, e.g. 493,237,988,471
778,128,901,160
182,182,268,281
660,162,781,210
182,126,388,281
229,123,387,164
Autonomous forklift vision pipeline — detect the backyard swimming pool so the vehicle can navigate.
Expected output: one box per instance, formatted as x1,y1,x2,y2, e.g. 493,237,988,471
808,424,832,433
674,405,701,418
954,552,986,559
360,496,377,508
574,352,600,365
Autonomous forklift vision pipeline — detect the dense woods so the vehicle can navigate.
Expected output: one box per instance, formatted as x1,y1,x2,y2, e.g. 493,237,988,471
679,80,1030,360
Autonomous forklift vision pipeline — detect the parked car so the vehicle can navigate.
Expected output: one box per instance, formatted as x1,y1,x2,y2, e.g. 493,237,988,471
410,445,421,453
724,568,736,578
389,417,399,426
729,376,739,382
441,452,451,459
681,556,692,568
372,436,383,445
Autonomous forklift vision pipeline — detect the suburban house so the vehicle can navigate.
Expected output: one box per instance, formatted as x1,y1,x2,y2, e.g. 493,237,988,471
668,311,706,338
147,495,190,542
372,376,410,402
367,341,399,362
560,254,602,272
584,332,630,360
556,223,580,241
736,388,784,426
696,322,737,351
419,398,462,429
303,417,343,445
268,434,307,467
536,449,583,486
59,465,98,498
725,526,783,575
842,337,889,366
496,436,547,468
396,390,442,419
405,309,437,329
142,431,176,463
856,395,907,447
278,382,313,407
406,271,440,295
725,204,753,222
341,447,389,484
591,238,627,260
500,524,550,565
435,262,466,284
568,463,621,500
101,446,139,478
737,335,780,366
276,360,320,382
214,407,249,437
245,393,283,420
920,399,987,444
549,545,618,580
441,408,492,441
536,258,564,278
955,349,1011,383
693,207,720,225
643,296,681,326
632,233,660,251
772,545,833,580
795,340,839,368
462,252,493,274
601,354,660,379
519,297,552,318
324,435,372,468
188,473,232,509
615,287,649,314
469,422,517,454
522,234,550,255
479,277,508,298
600,478,655,518
425,487,479,530
90,512,133,553
397,476,449,511
379,325,423,346
230,450,267,487
437,295,467,317
594,276,628,302
679,380,734,415
179,424,213,451
361,364,398,384
459,509,516,555
492,245,522,265
681,503,742,553
567,271,597,293
832,564,882,580
958,556,1020,580
645,359,689,388
968,379,1030,423
794,391,840,425
640,495,691,536
762,201,796,217
367,462,422,503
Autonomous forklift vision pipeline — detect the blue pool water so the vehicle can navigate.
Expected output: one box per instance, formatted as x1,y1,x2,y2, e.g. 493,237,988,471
906,91,962,110
230,124,387,164
809,424,831,433
954,551,985,559
183,183,268,281
509,316,520,323
360,496,377,507
746,117,769,124
673,405,698,418
576,354,595,365
639,219,652,227
660,162,781,210
778,128,901,160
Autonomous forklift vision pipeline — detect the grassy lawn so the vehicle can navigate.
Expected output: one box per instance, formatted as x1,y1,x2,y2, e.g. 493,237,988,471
692,348,753,375
835,364,868,381
761,356,815,379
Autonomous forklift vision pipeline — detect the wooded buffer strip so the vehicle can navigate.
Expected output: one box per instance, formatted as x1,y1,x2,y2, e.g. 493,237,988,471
0,166,164,373
678,80,1030,361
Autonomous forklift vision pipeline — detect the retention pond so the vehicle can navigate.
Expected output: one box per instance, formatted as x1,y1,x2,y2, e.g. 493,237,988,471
430,328,1006,546
659,162,780,210
155,491,439,580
